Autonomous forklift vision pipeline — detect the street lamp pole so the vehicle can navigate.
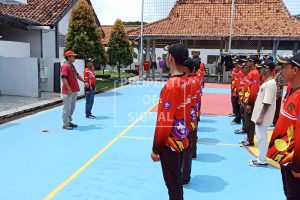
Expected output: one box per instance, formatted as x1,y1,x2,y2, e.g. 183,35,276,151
228,0,235,54
139,0,144,80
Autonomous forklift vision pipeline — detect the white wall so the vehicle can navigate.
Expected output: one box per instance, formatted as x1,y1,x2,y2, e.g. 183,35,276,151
0,57,39,97
42,31,56,58
0,40,30,57
0,27,42,58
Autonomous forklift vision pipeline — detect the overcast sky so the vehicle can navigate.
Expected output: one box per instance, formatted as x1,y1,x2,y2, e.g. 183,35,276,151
91,0,300,25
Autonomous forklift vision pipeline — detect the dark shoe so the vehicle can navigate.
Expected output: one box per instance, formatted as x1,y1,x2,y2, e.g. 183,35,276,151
182,180,190,185
241,141,254,147
90,114,96,118
249,160,268,167
63,124,73,130
235,129,245,134
70,123,78,128
228,113,235,117
86,115,95,119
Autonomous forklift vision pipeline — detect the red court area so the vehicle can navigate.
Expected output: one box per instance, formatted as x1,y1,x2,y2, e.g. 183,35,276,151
204,83,231,89
151,83,232,116
201,93,231,116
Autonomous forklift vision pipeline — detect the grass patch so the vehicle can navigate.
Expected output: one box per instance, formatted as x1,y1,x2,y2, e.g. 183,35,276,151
96,79,121,91
95,70,131,78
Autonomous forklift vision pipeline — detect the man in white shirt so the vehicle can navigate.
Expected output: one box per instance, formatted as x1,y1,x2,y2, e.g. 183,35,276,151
250,60,277,166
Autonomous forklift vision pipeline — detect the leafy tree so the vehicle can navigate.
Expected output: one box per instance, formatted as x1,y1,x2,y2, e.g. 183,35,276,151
107,19,137,79
65,1,107,70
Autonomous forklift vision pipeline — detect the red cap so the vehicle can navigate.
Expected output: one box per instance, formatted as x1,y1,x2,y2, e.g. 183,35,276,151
64,50,78,57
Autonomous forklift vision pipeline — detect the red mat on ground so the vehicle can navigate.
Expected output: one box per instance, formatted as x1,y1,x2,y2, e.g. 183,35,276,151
151,92,232,116
204,83,231,89
201,93,231,116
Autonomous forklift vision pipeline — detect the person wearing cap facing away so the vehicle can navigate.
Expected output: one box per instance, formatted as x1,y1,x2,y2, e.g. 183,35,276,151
61,50,85,130
181,57,197,185
230,56,238,120
249,60,277,167
231,56,244,125
267,53,300,199
191,58,201,159
234,60,248,135
241,55,261,147
84,58,96,119
151,44,190,200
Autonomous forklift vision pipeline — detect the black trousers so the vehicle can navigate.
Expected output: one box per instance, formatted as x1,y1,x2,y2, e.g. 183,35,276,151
160,147,184,200
181,147,192,184
233,96,241,123
231,96,236,114
281,164,300,200
244,109,255,143
240,104,247,132
273,97,282,126
191,129,197,158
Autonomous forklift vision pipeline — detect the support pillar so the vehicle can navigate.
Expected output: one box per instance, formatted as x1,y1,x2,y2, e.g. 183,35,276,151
272,40,280,57
138,40,144,79
293,41,299,53
257,40,262,56
223,39,230,83
151,40,156,80
146,39,151,79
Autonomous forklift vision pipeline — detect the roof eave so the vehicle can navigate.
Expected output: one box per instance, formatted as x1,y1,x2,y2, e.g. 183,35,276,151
129,35,300,41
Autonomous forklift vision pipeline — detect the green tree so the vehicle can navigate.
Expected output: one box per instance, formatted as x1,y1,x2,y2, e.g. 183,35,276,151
65,1,107,70
108,19,137,79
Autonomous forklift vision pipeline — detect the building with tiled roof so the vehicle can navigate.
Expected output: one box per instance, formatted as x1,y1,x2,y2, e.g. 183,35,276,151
128,0,299,81
128,0,300,50
101,25,139,46
0,0,100,27
0,0,102,58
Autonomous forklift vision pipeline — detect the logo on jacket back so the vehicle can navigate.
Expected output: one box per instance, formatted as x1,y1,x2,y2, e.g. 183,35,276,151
191,106,197,121
172,119,189,140
164,101,172,110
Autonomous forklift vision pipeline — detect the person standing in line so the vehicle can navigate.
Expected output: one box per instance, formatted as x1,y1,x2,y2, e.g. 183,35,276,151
151,44,190,200
192,58,201,159
273,61,284,126
250,60,277,166
61,50,85,130
231,56,244,125
241,55,261,147
234,61,248,135
267,53,300,199
84,58,96,119
229,56,238,120
181,57,197,185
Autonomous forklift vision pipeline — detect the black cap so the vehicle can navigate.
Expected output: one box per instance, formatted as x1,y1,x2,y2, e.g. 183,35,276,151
276,53,300,67
232,55,238,64
184,57,195,70
192,58,200,70
241,62,247,68
167,44,189,65
263,54,274,62
261,60,275,71
85,58,94,63
233,55,245,64
247,55,259,63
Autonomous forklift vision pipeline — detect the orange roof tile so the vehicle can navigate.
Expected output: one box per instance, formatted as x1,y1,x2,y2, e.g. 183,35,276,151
0,0,100,27
128,0,300,40
102,25,139,45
